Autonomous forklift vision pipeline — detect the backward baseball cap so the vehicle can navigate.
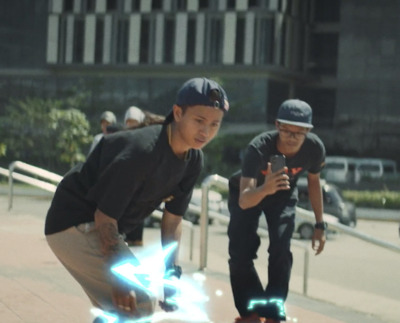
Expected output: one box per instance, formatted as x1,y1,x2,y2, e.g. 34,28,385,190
276,99,313,129
165,77,229,123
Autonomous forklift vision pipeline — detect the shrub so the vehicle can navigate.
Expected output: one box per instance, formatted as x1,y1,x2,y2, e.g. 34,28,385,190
342,190,400,209
201,132,258,181
0,97,92,173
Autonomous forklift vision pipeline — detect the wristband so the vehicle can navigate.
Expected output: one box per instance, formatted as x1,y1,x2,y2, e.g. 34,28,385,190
314,221,328,230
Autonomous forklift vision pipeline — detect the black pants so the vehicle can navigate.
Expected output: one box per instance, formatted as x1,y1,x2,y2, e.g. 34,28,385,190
125,222,144,242
227,188,296,318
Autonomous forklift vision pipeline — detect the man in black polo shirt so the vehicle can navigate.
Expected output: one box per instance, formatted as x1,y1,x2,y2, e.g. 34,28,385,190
228,99,326,323
45,78,229,322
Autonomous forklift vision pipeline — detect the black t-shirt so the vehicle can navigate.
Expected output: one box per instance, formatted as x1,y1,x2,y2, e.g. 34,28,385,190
230,130,325,201
45,124,203,235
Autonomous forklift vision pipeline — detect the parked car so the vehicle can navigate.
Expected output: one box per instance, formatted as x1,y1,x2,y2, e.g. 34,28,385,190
297,178,357,227
144,188,224,227
323,156,358,184
294,208,339,240
354,158,397,183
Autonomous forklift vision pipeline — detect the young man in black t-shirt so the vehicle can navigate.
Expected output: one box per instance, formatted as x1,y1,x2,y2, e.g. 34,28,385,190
228,99,326,323
45,78,229,322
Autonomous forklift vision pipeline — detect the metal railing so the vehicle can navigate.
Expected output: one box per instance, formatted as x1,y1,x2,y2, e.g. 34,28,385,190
7,161,63,210
6,162,400,295
198,174,400,296
147,208,195,261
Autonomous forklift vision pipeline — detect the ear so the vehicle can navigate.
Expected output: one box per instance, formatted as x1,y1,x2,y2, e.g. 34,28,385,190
275,121,280,129
172,104,183,122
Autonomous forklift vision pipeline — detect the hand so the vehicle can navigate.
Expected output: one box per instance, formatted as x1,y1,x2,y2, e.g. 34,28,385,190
263,163,290,195
111,282,138,316
312,228,326,255
159,265,182,312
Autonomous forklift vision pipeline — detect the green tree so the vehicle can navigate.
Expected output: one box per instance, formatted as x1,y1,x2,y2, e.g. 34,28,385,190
0,97,92,173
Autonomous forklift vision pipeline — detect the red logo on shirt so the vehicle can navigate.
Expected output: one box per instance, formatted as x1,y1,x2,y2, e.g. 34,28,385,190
261,167,303,176
290,167,303,176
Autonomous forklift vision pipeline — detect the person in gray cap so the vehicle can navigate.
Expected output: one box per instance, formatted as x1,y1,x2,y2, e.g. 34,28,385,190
44,77,229,322
88,111,117,155
227,99,326,323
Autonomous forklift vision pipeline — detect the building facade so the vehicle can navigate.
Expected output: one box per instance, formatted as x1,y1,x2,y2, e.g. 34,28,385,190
0,0,399,161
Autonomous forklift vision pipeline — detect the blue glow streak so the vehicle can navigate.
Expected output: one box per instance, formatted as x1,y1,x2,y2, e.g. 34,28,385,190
248,297,286,318
92,242,211,322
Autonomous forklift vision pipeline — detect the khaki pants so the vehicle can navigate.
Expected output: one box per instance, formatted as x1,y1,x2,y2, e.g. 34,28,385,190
46,222,156,319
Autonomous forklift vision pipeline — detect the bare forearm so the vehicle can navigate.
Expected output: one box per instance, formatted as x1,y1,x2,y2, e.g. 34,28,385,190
307,176,324,222
161,210,182,267
239,171,290,209
239,186,269,209
94,209,124,263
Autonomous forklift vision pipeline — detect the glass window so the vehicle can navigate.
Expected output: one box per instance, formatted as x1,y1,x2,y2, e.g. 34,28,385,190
132,0,140,11
140,18,151,63
309,33,338,75
206,17,222,64
199,0,209,10
106,0,118,11
86,0,96,12
64,0,74,12
254,16,274,65
227,0,236,9
314,0,340,22
279,19,287,66
383,165,395,173
73,18,84,63
95,18,104,63
295,87,336,127
325,163,345,170
186,18,196,64
235,17,245,64
163,18,175,63
359,165,380,172
116,19,129,63
152,0,163,10
174,0,187,10
58,17,67,63
249,0,270,9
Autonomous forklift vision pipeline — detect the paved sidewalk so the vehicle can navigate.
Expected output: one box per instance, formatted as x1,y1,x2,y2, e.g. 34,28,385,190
0,193,390,323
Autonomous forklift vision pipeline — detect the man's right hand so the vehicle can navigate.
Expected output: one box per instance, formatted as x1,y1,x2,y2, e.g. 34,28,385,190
262,162,290,195
112,283,138,316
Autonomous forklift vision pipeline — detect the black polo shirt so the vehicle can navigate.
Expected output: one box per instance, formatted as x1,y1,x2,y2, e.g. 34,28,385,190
45,124,203,235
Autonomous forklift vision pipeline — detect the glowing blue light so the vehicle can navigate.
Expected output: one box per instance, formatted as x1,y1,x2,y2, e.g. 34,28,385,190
92,242,211,322
247,297,286,318
269,298,285,317
247,299,268,310
90,308,118,322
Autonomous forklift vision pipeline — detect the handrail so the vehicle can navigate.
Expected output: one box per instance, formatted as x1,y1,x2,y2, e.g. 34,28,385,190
199,174,229,272
148,209,195,261
7,161,62,210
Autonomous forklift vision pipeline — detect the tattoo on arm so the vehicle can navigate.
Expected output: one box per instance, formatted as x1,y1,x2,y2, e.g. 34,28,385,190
98,222,121,257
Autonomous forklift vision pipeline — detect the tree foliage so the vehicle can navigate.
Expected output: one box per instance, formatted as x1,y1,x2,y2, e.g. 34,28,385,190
0,97,92,173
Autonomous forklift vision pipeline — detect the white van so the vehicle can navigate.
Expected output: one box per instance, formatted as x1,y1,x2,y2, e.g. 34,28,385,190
323,156,358,183
355,158,397,182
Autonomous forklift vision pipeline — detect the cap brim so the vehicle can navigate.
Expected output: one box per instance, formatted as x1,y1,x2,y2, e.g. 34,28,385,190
276,119,313,129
